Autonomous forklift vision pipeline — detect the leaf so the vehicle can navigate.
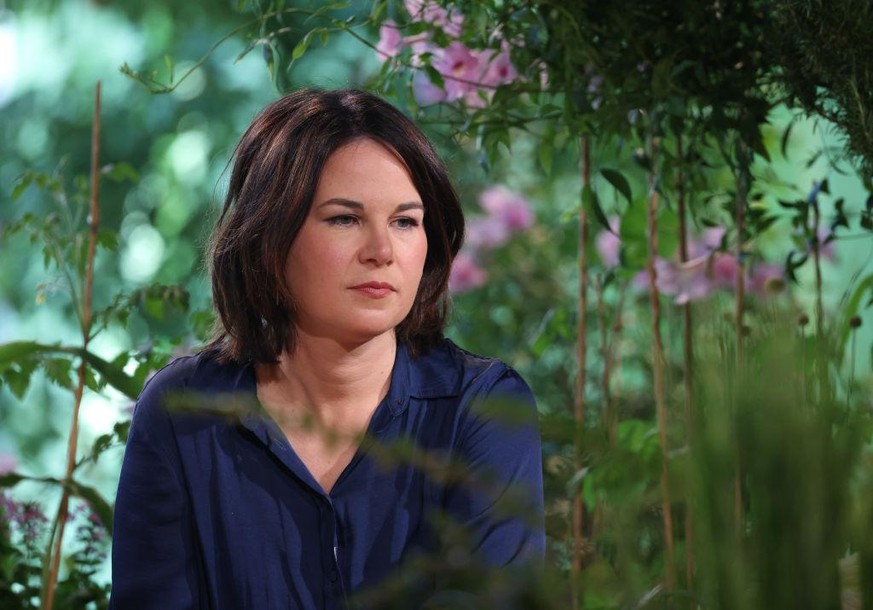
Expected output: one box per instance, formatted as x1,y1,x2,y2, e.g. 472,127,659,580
785,251,808,284
0,473,25,488
81,350,140,399
164,54,175,82
0,341,54,371
96,228,119,252
538,141,553,175
11,173,36,201
600,168,633,205
101,162,140,183
424,64,445,89
43,357,74,390
113,420,131,444
839,275,873,350
582,184,612,233
780,115,797,158
291,30,315,64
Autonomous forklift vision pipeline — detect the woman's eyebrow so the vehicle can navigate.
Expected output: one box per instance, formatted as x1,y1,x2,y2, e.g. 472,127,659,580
316,198,424,212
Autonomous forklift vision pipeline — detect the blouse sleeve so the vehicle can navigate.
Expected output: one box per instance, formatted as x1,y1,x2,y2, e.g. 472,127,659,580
109,370,203,609
441,366,546,567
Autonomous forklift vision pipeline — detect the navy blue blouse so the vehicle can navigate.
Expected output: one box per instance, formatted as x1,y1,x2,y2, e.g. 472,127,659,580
109,339,544,609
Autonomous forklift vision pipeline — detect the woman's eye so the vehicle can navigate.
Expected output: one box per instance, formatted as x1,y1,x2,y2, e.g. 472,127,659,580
394,217,420,229
327,215,358,227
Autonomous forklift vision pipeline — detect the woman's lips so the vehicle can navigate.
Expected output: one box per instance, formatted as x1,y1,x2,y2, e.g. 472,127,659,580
349,282,396,298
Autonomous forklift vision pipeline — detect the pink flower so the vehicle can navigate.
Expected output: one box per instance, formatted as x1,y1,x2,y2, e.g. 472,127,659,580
412,70,447,106
433,42,483,101
478,185,534,232
748,262,785,295
655,257,713,305
466,216,510,249
405,0,464,37
0,453,17,474
595,217,621,268
710,253,739,289
375,21,404,61
449,250,488,293
479,43,518,88
815,226,838,261
688,226,727,259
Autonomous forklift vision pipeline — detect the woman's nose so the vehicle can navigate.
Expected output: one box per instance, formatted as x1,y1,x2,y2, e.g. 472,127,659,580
359,226,394,265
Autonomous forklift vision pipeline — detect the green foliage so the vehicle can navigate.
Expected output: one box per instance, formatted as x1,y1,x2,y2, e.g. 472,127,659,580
3,0,873,607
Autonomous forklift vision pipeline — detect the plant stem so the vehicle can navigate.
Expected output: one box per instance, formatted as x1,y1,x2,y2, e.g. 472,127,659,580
571,135,591,610
733,138,750,538
811,196,830,403
676,133,695,595
42,82,101,610
645,130,676,592
596,276,612,447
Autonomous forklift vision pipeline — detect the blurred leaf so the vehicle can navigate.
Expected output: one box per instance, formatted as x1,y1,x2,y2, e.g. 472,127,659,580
81,350,140,399
600,168,633,206
582,184,611,232
101,162,140,183
67,481,114,532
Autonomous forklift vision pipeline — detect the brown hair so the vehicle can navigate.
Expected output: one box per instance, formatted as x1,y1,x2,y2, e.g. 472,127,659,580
205,88,464,363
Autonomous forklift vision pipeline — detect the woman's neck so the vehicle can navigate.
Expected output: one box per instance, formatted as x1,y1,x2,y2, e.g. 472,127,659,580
255,331,397,433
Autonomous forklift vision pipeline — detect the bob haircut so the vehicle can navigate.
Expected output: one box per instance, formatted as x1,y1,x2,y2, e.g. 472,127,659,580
205,88,465,363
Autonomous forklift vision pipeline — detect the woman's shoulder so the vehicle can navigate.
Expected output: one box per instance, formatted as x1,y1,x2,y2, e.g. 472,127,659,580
135,348,253,411
409,338,532,402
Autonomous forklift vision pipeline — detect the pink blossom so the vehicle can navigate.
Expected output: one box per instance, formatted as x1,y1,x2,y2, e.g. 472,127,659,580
655,257,713,305
710,253,739,289
0,453,17,474
466,216,510,249
478,185,534,232
688,226,727,259
412,70,447,106
479,44,518,88
463,89,489,109
405,0,464,37
406,34,433,67
432,42,483,101
449,250,488,293
748,262,785,295
815,226,838,261
595,217,621,268
376,21,405,61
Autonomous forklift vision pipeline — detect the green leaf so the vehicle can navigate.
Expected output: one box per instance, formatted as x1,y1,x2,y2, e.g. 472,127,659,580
101,162,140,183
81,350,140,399
11,173,36,201
0,341,53,371
0,473,25,488
582,184,611,233
839,275,873,350
600,168,633,206
72,481,114,531
164,54,175,82
538,140,553,175
291,31,315,64
780,116,797,158
96,228,119,252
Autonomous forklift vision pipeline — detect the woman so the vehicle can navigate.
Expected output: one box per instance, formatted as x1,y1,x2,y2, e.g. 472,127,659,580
110,88,544,609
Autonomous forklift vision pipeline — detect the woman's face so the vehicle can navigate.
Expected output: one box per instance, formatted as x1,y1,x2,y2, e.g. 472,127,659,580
285,138,428,347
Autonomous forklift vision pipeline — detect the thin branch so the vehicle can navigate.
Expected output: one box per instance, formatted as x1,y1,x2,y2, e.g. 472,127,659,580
645,130,676,593
42,82,101,610
571,134,591,610
733,137,749,537
677,132,695,596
